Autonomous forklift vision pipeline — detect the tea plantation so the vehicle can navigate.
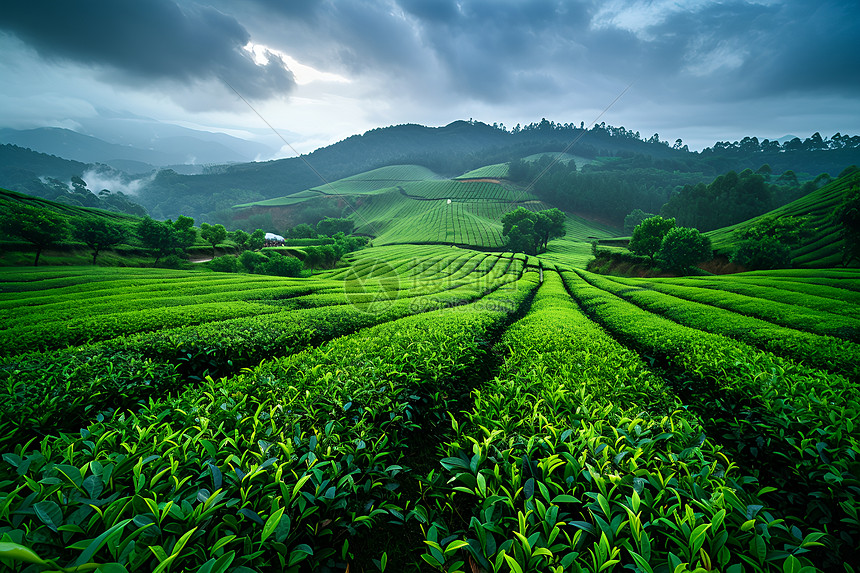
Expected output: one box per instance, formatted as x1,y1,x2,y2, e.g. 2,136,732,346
1,245,858,572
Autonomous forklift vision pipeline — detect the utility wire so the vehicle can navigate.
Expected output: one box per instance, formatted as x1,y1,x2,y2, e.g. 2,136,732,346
223,80,384,237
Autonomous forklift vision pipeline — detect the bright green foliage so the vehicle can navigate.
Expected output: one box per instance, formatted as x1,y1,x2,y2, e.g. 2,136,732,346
628,216,675,261
424,273,810,572
0,203,69,266
591,273,860,377
565,269,860,565
208,254,239,273
239,250,267,273
71,216,126,264
199,222,227,255
259,252,303,277
656,226,712,271
0,247,857,571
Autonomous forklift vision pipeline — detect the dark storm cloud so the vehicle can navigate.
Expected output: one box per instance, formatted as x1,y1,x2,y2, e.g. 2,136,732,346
0,0,295,100
235,0,860,109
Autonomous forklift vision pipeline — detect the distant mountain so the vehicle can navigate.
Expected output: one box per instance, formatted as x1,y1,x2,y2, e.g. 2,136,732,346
0,122,274,171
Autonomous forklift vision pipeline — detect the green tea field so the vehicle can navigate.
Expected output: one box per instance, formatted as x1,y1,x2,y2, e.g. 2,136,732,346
1,244,858,572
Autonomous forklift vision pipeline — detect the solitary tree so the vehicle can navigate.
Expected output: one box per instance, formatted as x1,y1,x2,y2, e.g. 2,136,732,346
501,207,565,254
629,216,676,261
656,226,712,272
0,204,69,266
71,217,125,264
200,222,227,256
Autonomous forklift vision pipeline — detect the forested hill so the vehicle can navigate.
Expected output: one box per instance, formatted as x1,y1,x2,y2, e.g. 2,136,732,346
3,119,860,225
140,120,691,220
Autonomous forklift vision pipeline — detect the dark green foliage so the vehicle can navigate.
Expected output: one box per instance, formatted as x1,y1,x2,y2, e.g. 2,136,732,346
0,203,69,265
239,250,267,273
228,228,250,251
656,226,712,271
501,207,565,254
199,222,227,255
623,208,655,234
208,254,239,273
287,223,316,239
258,252,303,277
136,215,197,265
71,217,125,264
247,228,266,251
662,169,774,231
628,215,675,261
731,236,792,270
835,186,860,266
316,217,353,236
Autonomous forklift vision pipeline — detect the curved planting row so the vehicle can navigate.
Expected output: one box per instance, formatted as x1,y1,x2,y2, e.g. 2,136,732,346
585,273,860,379
562,270,860,567
604,275,860,342
0,271,541,572
419,272,825,572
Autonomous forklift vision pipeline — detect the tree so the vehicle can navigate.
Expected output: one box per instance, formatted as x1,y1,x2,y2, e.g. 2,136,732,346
229,229,250,251
172,215,197,251
835,187,860,266
248,229,266,251
628,216,676,261
137,217,175,265
200,223,227,256
239,250,267,273
0,204,68,266
288,224,316,239
137,216,196,265
501,207,564,254
731,236,792,270
533,208,566,251
259,253,303,277
623,209,656,234
656,227,712,272
71,217,125,264
316,218,353,237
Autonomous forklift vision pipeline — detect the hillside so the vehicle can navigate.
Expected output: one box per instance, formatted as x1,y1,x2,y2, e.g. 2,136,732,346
707,170,860,266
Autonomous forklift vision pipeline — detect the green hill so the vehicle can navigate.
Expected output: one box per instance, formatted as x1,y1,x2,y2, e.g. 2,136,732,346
232,166,622,250
707,170,860,267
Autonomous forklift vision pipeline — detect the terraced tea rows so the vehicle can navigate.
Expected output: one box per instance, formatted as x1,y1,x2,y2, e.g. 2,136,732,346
0,256,857,571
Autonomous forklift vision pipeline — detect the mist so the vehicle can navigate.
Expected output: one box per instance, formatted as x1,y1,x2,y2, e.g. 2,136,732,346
80,167,156,196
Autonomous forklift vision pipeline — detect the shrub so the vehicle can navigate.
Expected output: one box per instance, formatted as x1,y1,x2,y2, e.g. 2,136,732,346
629,216,676,261
259,252,303,277
657,226,712,271
731,237,792,270
239,250,267,273
208,254,239,273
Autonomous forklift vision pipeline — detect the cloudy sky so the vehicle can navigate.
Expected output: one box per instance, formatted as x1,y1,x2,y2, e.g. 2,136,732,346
1,0,858,156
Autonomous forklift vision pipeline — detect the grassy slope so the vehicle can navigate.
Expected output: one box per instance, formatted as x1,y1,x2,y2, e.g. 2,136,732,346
234,163,619,252
706,171,860,267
